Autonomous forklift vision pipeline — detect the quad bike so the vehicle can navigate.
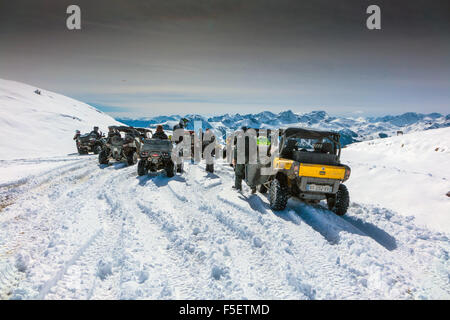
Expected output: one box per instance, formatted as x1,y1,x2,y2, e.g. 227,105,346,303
245,127,351,215
134,127,153,141
76,132,105,155
138,138,176,177
99,126,143,166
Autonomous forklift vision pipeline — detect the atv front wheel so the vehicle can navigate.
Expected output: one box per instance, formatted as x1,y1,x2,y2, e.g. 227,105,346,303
269,177,288,211
329,184,350,216
93,145,102,155
166,162,175,177
137,159,148,176
127,152,138,166
99,149,109,165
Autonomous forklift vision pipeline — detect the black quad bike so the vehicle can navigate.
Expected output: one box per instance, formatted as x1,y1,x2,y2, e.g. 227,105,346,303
138,138,177,177
245,127,351,215
99,126,143,166
76,133,105,155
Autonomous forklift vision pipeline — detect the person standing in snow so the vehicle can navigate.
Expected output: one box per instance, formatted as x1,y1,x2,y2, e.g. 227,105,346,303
106,126,120,143
173,118,192,158
202,128,216,173
232,126,257,193
90,126,101,139
152,125,168,140
172,118,188,135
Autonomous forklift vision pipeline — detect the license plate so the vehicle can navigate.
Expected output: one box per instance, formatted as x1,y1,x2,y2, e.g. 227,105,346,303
306,184,332,193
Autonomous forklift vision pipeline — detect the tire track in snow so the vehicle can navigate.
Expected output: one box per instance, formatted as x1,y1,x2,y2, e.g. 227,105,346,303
0,159,129,299
212,161,450,298
154,164,313,299
2,156,448,299
36,228,103,299
105,168,229,299
39,164,135,299
0,160,105,299
0,157,96,221
199,163,412,298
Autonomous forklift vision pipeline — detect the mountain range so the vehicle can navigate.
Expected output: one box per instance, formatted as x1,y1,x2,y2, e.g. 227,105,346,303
117,110,450,145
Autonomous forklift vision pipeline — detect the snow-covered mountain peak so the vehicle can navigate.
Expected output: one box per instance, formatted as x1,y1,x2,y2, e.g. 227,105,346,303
118,109,449,145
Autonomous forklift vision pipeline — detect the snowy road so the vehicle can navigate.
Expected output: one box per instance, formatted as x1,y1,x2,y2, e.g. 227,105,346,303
0,155,449,299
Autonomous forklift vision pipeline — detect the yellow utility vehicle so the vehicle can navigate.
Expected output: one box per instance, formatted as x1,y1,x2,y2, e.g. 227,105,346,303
249,127,351,215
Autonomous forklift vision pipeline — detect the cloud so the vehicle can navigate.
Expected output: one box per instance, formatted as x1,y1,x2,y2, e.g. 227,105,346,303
1,0,449,117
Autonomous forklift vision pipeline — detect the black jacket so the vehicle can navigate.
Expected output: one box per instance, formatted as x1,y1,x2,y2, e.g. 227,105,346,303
233,133,251,163
172,124,185,143
153,131,168,140
90,131,101,139
202,133,215,150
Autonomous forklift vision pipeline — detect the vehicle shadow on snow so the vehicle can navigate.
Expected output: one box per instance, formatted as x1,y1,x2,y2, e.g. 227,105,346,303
205,172,221,180
245,194,271,215
97,162,128,170
136,172,186,187
341,215,397,251
273,198,397,250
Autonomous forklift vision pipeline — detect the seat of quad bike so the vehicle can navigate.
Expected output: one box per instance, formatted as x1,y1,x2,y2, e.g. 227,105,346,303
280,139,299,158
321,142,333,154
291,150,339,166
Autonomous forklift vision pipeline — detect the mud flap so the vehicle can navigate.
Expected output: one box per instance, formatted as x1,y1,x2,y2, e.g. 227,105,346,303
245,163,271,188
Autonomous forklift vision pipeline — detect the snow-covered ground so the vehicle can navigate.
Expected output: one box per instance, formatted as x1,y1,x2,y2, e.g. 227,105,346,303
0,79,122,160
0,156,449,299
0,79,449,299
342,127,450,234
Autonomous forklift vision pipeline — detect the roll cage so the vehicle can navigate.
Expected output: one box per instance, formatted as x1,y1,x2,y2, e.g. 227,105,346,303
278,127,341,160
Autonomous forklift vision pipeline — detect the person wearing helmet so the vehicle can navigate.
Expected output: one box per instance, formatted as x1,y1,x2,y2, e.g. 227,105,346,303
173,118,188,131
172,118,188,143
153,125,168,140
73,130,81,140
90,126,101,139
232,126,256,193
202,128,216,173
106,126,120,143
172,118,189,173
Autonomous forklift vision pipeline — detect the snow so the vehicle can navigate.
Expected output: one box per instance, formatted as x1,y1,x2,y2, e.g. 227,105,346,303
0,79,122,160
0,79,449,299
0,157,448,300
342,127,450,233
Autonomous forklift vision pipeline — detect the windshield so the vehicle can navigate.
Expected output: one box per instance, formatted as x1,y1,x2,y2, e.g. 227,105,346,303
284,137,337,154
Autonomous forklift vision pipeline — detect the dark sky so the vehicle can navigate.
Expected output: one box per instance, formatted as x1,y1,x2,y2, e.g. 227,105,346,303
1,0,449,117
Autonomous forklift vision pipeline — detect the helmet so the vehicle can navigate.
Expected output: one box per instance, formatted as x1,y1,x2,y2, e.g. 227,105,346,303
75,130,80,134
94,126,99,131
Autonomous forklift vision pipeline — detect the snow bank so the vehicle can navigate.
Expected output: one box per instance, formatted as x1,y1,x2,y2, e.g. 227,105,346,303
0,79,123,160
342,127,450,233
